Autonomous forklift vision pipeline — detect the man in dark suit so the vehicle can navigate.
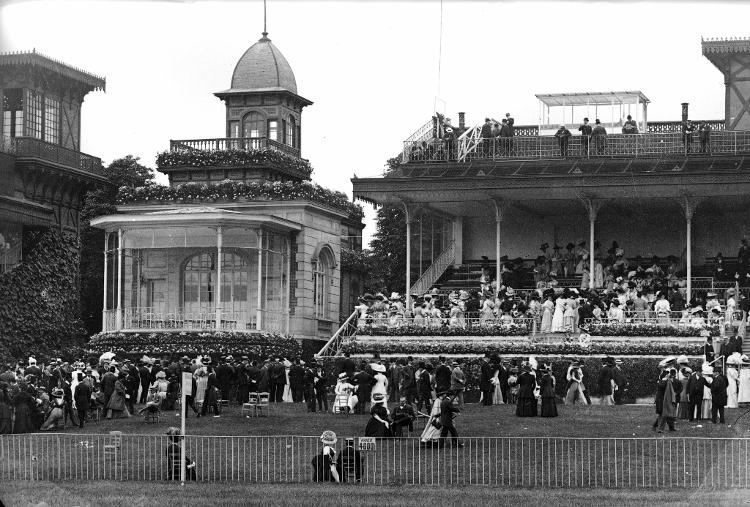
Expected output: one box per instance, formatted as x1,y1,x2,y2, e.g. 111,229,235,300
352,364,373,414
597,357,614,405
687,369,707,421
479,355,494,406
400,357,417,405
257,360,270,394
269,357,286,403
289,359,305,403
391,397,416,437
612,359,628,405
435,357,452,394
247,360,261,394
341,353,356,379
711,370,729,424
73,374,92,428
100,367,117,409
388,361,402,402
439,392,462,448
216,357,234,402
498,360,510,403
138,360,151,404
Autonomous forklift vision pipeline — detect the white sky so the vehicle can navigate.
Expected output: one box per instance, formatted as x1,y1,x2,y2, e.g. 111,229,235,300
1,0,747,246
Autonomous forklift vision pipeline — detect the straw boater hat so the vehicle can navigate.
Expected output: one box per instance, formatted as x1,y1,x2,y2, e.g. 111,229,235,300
389,292,401,301
320,430,337,446
338,372,348,379
658,356,677,369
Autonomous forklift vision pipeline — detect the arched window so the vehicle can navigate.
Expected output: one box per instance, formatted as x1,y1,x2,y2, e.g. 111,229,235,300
183,252,248,315
286,116,296,147
242,112,263,138
313,247,335,319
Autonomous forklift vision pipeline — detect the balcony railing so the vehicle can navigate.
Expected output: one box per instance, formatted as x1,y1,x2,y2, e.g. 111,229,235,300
102,307,287,334
402,130,750,165
1,136,102,174
169,137,301,158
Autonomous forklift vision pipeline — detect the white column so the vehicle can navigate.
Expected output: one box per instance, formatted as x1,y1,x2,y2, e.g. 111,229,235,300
679,196,702,304
405,211,412,309
452,216,463,265
491,199,508,291
102,233,108,331
116,228,123,330
257,230,264,330
285,237,291,335
215,226,223,330
589,212,596,290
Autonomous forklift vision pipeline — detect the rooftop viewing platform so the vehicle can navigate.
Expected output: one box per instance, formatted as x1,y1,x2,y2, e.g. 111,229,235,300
394,91,750,175
169,136,301,159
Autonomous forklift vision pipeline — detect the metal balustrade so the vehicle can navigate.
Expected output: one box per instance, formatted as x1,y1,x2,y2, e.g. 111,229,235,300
169,137,301,158
101,307,287,333
402,131,750,165
2,433,749,488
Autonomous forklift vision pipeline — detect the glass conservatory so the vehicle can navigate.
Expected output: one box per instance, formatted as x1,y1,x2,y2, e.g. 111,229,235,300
93,208,299,334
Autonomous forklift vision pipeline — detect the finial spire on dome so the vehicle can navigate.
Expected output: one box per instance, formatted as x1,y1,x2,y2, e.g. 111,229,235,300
262,0,269,39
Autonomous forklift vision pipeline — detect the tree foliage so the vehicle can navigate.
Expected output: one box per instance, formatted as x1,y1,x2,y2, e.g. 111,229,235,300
79,156,154,335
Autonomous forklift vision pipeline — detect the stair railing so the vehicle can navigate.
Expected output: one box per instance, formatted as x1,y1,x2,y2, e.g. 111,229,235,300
409,241,456,296
315,310,359,358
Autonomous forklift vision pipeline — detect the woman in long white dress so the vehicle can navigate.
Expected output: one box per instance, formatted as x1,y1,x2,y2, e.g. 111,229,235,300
333,373,357,413
491,368,504,404
370,364,388,404
738,361,750,403
551,295,566,332
419,397,442,445
541,296,554,333
355,298,369,329
283,359,293,402
193,368,208,405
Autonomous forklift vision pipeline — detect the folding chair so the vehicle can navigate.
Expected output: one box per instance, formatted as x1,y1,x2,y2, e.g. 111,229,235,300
254,392,270,417
333,393,350,415
242,392,259,417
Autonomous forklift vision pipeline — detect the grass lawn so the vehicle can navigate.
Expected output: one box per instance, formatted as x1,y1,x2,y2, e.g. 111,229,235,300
1,481,749,507
61,402,750,439
3,403,750,491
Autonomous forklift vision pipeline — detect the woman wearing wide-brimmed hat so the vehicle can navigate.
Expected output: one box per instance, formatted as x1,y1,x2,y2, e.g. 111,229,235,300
539,365,558,417
312,431,340,482
365,393,393,438
515,363,538,417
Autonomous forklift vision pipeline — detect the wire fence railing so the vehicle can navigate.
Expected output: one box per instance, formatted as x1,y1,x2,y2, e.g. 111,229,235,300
2,433,750,488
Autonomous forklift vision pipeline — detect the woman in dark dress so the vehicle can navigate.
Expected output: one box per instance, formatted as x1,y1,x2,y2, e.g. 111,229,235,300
0,382,12,434
515,364,538,417
539,365,558,417
365,393,393,437
12,384,38,433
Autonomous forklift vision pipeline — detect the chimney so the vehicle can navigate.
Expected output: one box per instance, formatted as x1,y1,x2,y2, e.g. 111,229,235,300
458,112,465,130
681,103,689,122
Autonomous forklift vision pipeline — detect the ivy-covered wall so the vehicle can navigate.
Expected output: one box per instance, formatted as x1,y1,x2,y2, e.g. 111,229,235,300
0,229,87,364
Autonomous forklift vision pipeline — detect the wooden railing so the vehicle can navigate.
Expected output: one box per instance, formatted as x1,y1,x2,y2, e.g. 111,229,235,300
101,307,288,334
315,310,358,358
169,137,301,158
1,136,102,174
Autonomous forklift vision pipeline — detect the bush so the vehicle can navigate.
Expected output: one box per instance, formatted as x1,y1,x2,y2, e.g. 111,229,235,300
156,148,313,177
587,322,717,337
358,324,529,337
0,230,87,365
87,331,302,359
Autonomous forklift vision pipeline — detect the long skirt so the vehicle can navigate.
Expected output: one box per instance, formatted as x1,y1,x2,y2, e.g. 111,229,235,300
516,396,537,417
492,384,504,404
677,400,691,420
540,397,558,417
420,399,441,444
702,397,712,420
365,418,393,438
565,382,587,405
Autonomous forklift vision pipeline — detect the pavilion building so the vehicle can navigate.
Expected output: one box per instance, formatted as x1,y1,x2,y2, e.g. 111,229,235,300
352,38,750,306
91,31,363,342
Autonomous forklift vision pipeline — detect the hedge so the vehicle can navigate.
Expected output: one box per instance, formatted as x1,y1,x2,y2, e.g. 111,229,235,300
358,324,529,337
87,331,302,359
156,148,313,177
340,339,703,357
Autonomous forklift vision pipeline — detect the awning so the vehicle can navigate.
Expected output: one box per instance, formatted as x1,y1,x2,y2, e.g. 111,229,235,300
535,91,650,107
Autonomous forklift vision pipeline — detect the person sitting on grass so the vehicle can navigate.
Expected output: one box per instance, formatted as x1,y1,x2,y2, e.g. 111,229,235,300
166,427,196,481
337,438,363,483
391,396,416,437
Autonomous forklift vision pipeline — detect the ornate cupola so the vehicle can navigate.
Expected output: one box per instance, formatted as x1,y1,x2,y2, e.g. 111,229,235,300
214,31,313,161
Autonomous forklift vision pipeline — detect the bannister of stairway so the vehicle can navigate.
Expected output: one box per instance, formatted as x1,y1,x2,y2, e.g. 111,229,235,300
315,310,358,358
409,241,456,296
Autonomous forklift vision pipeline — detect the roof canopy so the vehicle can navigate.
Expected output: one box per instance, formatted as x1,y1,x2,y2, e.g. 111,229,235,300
535,91,650,107
0,50,105,91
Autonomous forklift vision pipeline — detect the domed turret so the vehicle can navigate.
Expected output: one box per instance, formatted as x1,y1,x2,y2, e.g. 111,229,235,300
215,32,312,162
231,34,297,94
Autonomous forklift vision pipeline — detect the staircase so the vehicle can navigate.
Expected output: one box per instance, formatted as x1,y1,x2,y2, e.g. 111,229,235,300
409,241,455,296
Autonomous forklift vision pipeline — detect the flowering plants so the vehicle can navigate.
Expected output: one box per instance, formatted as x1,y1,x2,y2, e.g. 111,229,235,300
117,180,364,220
156,148,312,177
